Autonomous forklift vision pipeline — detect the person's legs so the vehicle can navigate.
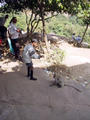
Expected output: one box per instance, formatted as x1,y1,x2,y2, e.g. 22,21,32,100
30,67,37,80
14,40,20,59
11,39,20,59
26,63,37,80
27,66,30,77
14,45,20,59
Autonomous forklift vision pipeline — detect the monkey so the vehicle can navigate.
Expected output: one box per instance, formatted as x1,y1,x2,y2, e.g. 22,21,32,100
50,73,82,92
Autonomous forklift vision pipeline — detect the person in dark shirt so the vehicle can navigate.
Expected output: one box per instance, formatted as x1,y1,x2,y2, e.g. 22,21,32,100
0,15,8,39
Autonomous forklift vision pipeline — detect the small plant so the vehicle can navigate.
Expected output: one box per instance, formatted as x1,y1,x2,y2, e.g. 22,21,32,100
47,47,65,65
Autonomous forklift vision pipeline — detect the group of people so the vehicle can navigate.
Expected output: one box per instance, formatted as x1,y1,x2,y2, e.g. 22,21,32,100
0,15,40,81
72,33,82,44
0,15,21,59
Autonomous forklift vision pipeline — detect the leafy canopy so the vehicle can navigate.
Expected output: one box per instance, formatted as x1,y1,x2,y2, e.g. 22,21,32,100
77,1,90,25
0,0,88,15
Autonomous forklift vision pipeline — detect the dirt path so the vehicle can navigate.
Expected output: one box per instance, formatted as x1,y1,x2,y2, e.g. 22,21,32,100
60,42,90,88
0,43,90,120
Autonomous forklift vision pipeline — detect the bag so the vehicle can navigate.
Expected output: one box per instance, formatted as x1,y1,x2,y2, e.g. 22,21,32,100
7,38,14,54
0,38,2,45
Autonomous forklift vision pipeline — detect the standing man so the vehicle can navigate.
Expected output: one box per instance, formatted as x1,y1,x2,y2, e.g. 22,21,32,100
0,15,8,39
8,17,21,59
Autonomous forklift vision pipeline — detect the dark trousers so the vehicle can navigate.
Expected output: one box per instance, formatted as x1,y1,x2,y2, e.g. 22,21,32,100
26,62,33,78
11,38,20,59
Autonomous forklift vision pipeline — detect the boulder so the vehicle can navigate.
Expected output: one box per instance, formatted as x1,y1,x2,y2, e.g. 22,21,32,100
47,34,59,43
81,42,89,48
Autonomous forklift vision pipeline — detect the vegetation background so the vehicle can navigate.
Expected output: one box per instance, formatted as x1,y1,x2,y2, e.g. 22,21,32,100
0,13,90,44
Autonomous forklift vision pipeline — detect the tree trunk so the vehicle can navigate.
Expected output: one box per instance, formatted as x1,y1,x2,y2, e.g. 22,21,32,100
27,25,30,37
80,24,88,43
25,10,29,37
42,15,50,52
37,0,50,52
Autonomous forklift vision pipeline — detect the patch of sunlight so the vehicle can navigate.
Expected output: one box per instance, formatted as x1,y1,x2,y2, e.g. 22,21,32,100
72,56,90,63
0,59,20,73
63,55,90,67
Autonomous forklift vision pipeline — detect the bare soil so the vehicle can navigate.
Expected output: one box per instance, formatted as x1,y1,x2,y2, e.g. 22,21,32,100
0,41,90,120
60,42,90,88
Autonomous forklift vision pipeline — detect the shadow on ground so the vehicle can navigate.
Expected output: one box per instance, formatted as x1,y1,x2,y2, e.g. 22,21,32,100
0,61,90,120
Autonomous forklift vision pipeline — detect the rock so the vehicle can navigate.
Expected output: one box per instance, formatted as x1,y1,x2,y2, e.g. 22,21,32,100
32,32,42,41
47,34,59,43
81,42,89,48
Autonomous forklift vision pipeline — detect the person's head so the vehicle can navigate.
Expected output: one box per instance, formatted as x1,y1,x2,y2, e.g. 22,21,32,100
5,15,8,19
10,17,17,24
25,39,38,47
73,33,75,35
32,39,38,47
78,35,80,37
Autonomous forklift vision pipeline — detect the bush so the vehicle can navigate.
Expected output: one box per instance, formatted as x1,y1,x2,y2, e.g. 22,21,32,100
47,46,65,65
45,14,90,44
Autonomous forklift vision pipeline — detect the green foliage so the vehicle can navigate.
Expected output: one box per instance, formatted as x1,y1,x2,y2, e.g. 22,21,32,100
0,0,88,43
46,15,72,37
0,12,27,31
15,13,27,30
45,14,90,43
0,12,90,43
1,0,87,20
77,1,90,25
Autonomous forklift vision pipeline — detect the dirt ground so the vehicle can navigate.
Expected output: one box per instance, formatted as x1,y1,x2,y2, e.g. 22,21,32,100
0,42,90,120
60,42,90,88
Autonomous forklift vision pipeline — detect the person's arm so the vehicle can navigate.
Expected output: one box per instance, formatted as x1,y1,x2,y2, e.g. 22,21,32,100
28,45,35,56
28,45,40,59
32,53,40,59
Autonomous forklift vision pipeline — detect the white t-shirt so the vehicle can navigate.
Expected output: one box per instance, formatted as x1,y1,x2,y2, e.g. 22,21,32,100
8,23,19,39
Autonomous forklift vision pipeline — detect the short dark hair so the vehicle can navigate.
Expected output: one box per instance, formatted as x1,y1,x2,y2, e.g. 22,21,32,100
10,17,17,24
32,39,38,43
73,33,75,35
5,15,8,19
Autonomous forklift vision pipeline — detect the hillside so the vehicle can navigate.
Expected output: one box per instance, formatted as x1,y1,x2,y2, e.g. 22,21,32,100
1,13,89,44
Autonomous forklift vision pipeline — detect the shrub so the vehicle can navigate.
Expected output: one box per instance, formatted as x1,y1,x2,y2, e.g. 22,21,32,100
47,46,65,65
45,14,90,44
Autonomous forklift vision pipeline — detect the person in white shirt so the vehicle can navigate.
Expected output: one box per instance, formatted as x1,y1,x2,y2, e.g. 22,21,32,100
8,17,21,59
0,15,8,39
23,39,40,80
